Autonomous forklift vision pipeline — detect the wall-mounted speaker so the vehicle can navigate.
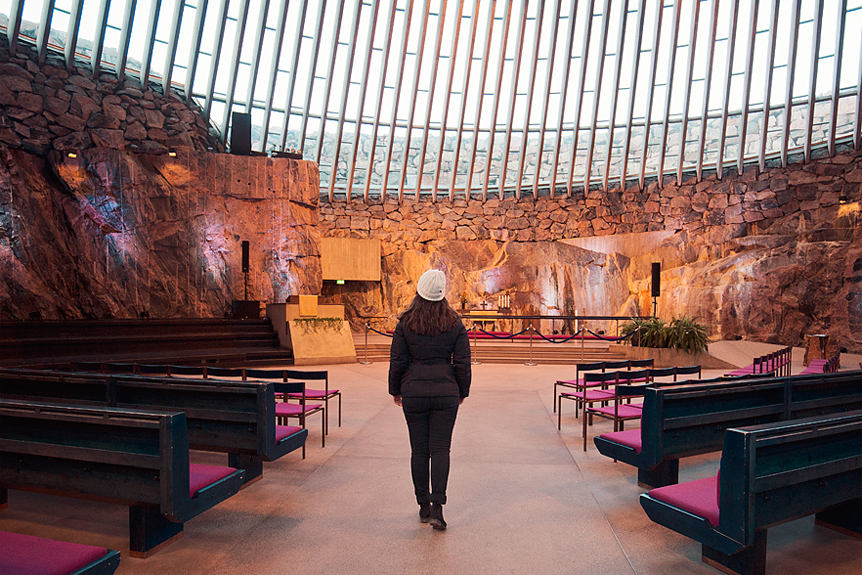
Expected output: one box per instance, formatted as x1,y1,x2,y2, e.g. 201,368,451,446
241,240,250,273
651,262,661,297
230,112,252,156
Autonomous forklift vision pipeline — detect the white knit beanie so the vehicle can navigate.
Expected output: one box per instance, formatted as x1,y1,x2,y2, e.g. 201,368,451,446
416,269,446,301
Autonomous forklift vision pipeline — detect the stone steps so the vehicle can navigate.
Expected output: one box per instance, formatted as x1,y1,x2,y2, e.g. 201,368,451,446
352,340,627,366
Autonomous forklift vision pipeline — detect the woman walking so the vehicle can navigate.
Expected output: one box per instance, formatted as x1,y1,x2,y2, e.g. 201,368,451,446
389,269,471,530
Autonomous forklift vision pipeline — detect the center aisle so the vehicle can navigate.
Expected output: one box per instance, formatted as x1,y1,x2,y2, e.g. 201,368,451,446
202,362,634,575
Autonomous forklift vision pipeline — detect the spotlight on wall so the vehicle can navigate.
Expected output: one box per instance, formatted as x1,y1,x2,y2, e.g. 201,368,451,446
839,196,848,205
167,149,177,157
67,151,77,158
139,310,150,320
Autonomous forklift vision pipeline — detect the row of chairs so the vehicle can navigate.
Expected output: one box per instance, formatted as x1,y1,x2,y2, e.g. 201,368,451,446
68,362,340,458
724,346,792,377
554,359,656,419
799,351,841,375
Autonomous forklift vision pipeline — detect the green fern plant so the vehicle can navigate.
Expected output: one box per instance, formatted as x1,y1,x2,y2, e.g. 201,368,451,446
621,317,667,348
667,316,709,354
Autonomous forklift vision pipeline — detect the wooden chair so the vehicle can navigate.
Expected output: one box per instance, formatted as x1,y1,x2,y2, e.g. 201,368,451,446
281,369,341,435
582,369,651,451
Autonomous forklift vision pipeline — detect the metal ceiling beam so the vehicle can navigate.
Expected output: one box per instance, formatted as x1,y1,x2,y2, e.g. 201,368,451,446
856,19,862,151
583,0,612,192
619,0,647,189
275,0,311,152
6,0,24,54
715,0,739,180
116,0,139,83
297,0,328,152
480,1,514,201
380,0,417,201
655,0,681,186
695,0,720,182
531,0,563,198
548,1,579,199
36,0,57,65
202,0,231,120
464,0,499,200
636,0,664,189
242,0,272,113
601,0,631,191
827,0,848,157
160,0,186,96
413,0,451,201
780,0,801,167
363,0,400,202
396,0,431,202
261,0,295,152
90,0,112,77
219,0,252,139
139,0,164,90
804,0,824,163
757,0,780,173
64,0,85,70
499,1,530,200
736,0,758,174
431,0,467,202
343,0,383,201
675,0,701,184
566,0,596,197
514,0,546,200
449,0,486,201
325,0,364,201
185,0,210,104
312,0,348,166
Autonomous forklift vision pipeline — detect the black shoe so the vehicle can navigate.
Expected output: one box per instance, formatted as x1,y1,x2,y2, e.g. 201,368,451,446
419,502,431,523
429,503,447,530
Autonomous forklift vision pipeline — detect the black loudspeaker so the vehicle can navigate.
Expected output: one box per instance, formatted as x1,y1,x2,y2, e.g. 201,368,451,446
651,262,661,297
241,241,250,273
230,112,252,156
231,300,260,319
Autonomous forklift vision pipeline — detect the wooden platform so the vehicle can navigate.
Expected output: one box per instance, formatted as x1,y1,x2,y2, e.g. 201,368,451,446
352,333,626,365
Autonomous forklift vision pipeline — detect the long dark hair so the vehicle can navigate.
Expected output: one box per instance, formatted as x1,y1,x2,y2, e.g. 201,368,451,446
399,294,461,335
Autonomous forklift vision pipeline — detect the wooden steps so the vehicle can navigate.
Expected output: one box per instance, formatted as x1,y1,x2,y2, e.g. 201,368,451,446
0,319,293,368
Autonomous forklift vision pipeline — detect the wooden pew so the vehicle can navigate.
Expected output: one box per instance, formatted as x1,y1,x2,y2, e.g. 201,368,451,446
0,368,308,485
0,530,121,575
639,411,862,575
0,400,245,557
593,371,862,488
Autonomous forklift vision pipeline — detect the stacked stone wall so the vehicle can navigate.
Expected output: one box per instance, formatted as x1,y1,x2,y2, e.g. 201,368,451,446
0,38,224,157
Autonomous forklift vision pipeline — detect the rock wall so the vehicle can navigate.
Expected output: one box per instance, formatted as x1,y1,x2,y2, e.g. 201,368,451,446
0,146,321,319
0,37,224,157
320,150,862,353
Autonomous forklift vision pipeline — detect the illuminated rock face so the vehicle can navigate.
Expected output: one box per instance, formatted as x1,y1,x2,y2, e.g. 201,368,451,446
321,151,862,353
0,146,321,319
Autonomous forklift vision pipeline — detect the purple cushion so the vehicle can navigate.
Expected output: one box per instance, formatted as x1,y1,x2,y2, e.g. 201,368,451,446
189,464,237,498
598,428,642,453
285,388,339,399
649,475,720,527
589,404,643,419
0,530,108,575
275,425,303,441
560,389,615,401
275,403,322,416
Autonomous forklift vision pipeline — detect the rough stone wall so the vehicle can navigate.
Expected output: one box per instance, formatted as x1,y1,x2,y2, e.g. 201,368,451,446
0,146,320,319
0,37,225,157
320,150,862,353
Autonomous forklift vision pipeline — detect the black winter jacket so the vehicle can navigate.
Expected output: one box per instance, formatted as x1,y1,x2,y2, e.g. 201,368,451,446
388,320,471,398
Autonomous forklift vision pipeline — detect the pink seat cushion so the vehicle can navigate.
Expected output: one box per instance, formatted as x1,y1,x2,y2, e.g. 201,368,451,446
589,404,643,419
649,475,720,527
598,428,642,453
189,464,237,498
0,530,108,575
275,403,322,416
275,425,303,441
560,389,615,401
286,388,339,398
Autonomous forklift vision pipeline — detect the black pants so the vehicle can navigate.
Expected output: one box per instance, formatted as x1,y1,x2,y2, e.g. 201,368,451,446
401,396,460,505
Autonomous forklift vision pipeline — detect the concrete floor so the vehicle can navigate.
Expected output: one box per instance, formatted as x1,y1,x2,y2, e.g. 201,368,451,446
2,344,861,575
